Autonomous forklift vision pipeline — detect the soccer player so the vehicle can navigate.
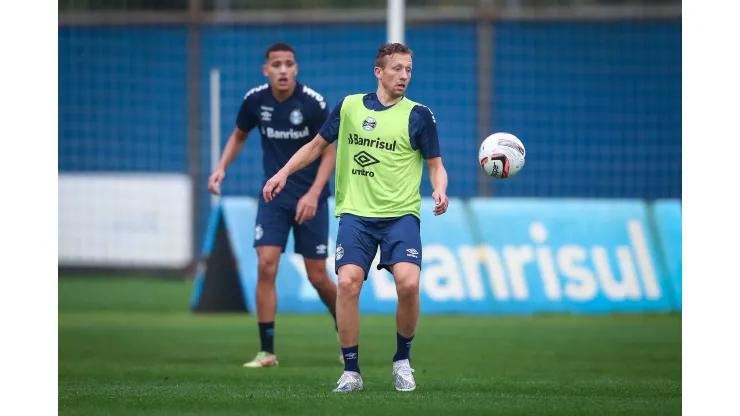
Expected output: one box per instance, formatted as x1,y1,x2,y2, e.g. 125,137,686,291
208,42,341,368
262,43,449,392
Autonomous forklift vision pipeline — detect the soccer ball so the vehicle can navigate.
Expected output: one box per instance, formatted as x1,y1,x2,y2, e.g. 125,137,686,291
478,132,526,179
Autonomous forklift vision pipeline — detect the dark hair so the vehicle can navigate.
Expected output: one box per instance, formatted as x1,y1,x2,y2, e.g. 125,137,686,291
375,43,413,68
265,42,296,60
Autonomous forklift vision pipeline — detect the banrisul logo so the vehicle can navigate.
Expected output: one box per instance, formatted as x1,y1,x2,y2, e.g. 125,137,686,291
295,219,667,310
347,133,396,152
264,126,310,139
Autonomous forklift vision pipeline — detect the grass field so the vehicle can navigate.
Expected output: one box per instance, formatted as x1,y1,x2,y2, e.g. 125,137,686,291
59,277,681,415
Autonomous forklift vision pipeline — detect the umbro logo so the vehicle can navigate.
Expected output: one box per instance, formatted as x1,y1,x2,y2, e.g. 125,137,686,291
316,244,327,254
353,151,380,168
406,248,419,258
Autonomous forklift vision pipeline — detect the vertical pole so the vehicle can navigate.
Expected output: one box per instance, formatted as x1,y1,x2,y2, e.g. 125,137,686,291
476,15,494,197
210,69,221,209
387,0,405,44
188,0,203,269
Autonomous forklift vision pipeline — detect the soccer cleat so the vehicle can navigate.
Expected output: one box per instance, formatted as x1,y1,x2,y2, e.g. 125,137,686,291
333,371,363,392
392,359,416,391
243,351,279,368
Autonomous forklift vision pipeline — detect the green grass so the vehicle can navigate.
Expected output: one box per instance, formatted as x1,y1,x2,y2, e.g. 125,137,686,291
59,277,681,415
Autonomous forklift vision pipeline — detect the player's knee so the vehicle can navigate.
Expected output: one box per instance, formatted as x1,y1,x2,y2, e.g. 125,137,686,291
337,272,363,298
396,279,419,298
396,277,420,298
391,263,420,297
257,256,279,282
304,261,330,287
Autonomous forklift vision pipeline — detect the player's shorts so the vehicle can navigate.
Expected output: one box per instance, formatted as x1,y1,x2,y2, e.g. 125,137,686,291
253,197,329,259
334,213,422,279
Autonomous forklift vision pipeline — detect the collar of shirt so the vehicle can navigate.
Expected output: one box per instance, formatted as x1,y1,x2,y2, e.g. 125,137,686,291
364,92,406,111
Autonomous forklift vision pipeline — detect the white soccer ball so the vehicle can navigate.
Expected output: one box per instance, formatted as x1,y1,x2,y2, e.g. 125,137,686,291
478,132,526,179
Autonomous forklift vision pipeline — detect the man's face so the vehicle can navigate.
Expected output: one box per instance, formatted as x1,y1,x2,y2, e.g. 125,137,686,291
263,51,298,92
375,53,412,98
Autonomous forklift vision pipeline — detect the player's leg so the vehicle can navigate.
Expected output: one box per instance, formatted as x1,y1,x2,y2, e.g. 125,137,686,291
303,257,343,364
303,258,338,323
379,214,423,391
294,201,338,327
390,262,420,358
336,264,365,350
293,201,341,362
253,245,282,358
332,214,377,392
244,203,292,368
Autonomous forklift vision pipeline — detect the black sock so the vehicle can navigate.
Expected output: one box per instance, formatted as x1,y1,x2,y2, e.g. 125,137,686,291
393,332,414,362
342,345,360,373
258,322,275,354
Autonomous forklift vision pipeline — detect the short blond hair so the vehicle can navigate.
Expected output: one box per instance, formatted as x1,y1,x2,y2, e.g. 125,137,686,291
375,43,413,69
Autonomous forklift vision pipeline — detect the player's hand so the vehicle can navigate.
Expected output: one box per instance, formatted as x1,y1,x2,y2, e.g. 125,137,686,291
263,170,288,203
432,190,449,216
295,192,319,225
208,168,226,195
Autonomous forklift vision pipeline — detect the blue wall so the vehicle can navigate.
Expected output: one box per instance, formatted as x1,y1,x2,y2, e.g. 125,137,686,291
58,21,681,249
492,21,681,198
59,28,189,172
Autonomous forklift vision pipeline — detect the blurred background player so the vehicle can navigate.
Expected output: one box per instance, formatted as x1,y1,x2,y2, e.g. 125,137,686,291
208,42,340,368
262,43,449,391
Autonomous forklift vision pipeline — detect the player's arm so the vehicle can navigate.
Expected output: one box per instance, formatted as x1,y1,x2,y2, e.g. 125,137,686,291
264,98,343,202
412,105,449,215
287,135,332,175
264,135,331,202
295,100,337,223
307,141,336,198
426,157,449,215
209,93,257,195
217,127,249,171
208,127,250,196
306,102,336,198
295,139,336,223
426,157,448,195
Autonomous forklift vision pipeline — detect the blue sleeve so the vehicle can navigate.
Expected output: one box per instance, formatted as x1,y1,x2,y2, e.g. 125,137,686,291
409,105,441,159
318,98,344,144
235,93,259,133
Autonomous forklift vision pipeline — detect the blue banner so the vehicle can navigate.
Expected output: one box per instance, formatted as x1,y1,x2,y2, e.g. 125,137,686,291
465,199,674,314
194,197,677,315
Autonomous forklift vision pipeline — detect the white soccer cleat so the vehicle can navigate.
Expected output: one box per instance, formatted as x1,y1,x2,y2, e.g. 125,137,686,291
333,371,363,392
393,359,416,391
243,351,279,368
